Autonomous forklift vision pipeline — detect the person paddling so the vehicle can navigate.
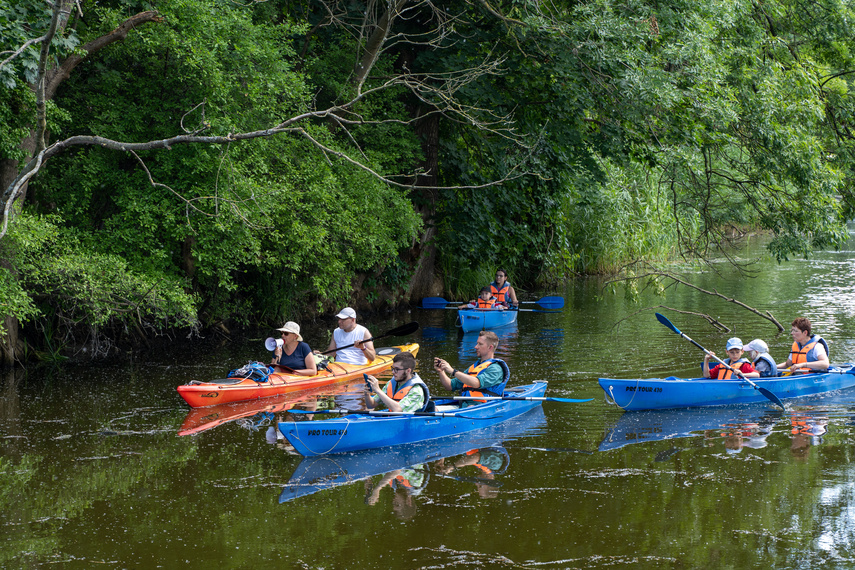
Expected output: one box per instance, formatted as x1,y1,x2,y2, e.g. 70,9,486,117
319,307,375,364
434,330,509,405
777,317,830,373
703,337,760,379
364,351,429,413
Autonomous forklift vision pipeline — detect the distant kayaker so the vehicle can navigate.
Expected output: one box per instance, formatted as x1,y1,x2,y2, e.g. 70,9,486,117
491,269,519,308
744,339,778,377
777,317,830,373
364,351,429,413
434,330,509,404
459,287,502,310
320,307,376,364
703,337,760,379
270,321,317,376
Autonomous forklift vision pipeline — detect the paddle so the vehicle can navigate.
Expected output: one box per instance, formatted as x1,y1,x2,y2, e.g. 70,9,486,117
654,312,786,410
320,321,419,355
433,395,593,403
284,408,500,420
421,296,564,310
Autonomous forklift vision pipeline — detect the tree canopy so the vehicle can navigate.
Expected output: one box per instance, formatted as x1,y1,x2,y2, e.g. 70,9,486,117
2,0,855,360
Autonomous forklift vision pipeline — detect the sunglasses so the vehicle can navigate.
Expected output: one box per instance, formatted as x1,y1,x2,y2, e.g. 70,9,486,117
281,332,292,336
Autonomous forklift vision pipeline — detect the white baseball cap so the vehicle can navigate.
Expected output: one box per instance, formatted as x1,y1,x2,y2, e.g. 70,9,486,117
744,339,768,353
336,307,357,319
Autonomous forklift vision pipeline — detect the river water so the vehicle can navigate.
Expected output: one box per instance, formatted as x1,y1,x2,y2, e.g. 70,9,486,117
4,232,855,568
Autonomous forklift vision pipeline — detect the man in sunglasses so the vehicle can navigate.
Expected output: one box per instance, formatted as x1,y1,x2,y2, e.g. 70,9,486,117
364,352,430,413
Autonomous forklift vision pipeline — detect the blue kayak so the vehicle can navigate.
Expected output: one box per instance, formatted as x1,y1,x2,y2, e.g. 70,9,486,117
457,307,518,332
278,381,547,456
279,406,547,502
599,365,855,410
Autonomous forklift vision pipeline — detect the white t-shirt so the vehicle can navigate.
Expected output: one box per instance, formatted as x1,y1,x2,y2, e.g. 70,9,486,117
334,324,370,364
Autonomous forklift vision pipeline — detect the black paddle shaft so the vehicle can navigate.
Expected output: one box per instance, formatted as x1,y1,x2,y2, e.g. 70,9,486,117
320,321,419,355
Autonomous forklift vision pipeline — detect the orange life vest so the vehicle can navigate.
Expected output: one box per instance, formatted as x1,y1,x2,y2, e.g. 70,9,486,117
714,358,749,380
382,374,429,410
490,281,511,305
463,359,509,401
790,337,821,364
474,297,496,309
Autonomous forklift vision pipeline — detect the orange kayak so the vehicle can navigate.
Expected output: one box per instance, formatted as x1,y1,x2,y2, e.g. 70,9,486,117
176,343,419,408
177,381,357,436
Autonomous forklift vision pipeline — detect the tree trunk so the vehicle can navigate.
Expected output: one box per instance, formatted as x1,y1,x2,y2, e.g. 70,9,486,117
405,110,443,301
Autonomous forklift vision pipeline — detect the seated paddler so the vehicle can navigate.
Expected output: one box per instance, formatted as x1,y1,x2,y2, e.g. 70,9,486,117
491,269,519,308
434,330,509,405
744,339,777,377
703,337,759,379
364,352,430,413
269,321,317,376
777,317,830,374
459,287,502,310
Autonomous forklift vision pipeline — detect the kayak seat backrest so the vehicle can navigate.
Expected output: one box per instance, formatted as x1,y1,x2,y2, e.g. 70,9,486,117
424,400,436,413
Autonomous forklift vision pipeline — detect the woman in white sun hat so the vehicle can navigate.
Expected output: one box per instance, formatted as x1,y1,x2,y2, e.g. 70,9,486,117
271,321,317,375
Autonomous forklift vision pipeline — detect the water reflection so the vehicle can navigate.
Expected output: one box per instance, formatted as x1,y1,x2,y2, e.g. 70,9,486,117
458,321,519,361
279,406,546,503
176,380,361,436
600,389,854,457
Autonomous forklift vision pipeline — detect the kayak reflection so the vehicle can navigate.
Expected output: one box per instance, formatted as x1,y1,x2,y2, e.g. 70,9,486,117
177,380,358,436
600,400,840,456
279,406,546,503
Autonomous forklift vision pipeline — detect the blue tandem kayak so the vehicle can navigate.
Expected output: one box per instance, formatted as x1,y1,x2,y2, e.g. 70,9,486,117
279,406,547,502
457,307,518,332
599,365,855,411
278,381,547,456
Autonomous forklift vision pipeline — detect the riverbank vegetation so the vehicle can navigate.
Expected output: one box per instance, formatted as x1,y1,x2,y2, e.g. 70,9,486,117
2,0,855,362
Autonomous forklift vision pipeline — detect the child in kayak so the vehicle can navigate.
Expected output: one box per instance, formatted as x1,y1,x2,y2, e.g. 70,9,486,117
459,287,503,310
703,337,760,379
744,339,778,377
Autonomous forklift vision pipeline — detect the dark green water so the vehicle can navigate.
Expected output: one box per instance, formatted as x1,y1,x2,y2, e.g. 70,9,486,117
4,232,855,568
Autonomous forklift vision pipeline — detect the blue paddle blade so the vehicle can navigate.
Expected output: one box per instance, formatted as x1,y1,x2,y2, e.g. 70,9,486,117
655,312,681,335
536,296,565,309
421,297,451,309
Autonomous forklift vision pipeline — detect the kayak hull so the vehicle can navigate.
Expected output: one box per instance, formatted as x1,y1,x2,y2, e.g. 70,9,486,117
457,308,518,332
278,381,548,456
599,366,855,411
280,406,547,502
177,343,419,408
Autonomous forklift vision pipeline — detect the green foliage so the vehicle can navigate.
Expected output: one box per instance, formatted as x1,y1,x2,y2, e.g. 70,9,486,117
4,212,197,350
28,0,421,328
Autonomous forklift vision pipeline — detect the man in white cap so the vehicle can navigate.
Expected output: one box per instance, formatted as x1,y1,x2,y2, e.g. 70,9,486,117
322,307,375,364
744,339,778,377
702,337,760,379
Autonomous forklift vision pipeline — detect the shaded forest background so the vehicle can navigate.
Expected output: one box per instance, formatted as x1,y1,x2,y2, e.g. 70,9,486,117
2,0,855,363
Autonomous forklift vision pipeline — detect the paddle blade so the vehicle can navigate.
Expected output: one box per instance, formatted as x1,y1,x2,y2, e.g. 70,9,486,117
548,397,593,403
655,312,681,335
757,387,787,410
384,321,420,338
536,296,565,309
421,297,450,309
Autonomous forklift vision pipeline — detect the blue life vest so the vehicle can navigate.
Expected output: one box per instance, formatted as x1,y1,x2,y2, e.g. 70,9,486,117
752,353,778,377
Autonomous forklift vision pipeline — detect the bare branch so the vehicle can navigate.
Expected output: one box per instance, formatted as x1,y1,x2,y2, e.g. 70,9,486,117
612,306,732,332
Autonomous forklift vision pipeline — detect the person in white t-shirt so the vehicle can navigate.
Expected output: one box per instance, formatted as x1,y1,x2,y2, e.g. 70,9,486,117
320,307,375,364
